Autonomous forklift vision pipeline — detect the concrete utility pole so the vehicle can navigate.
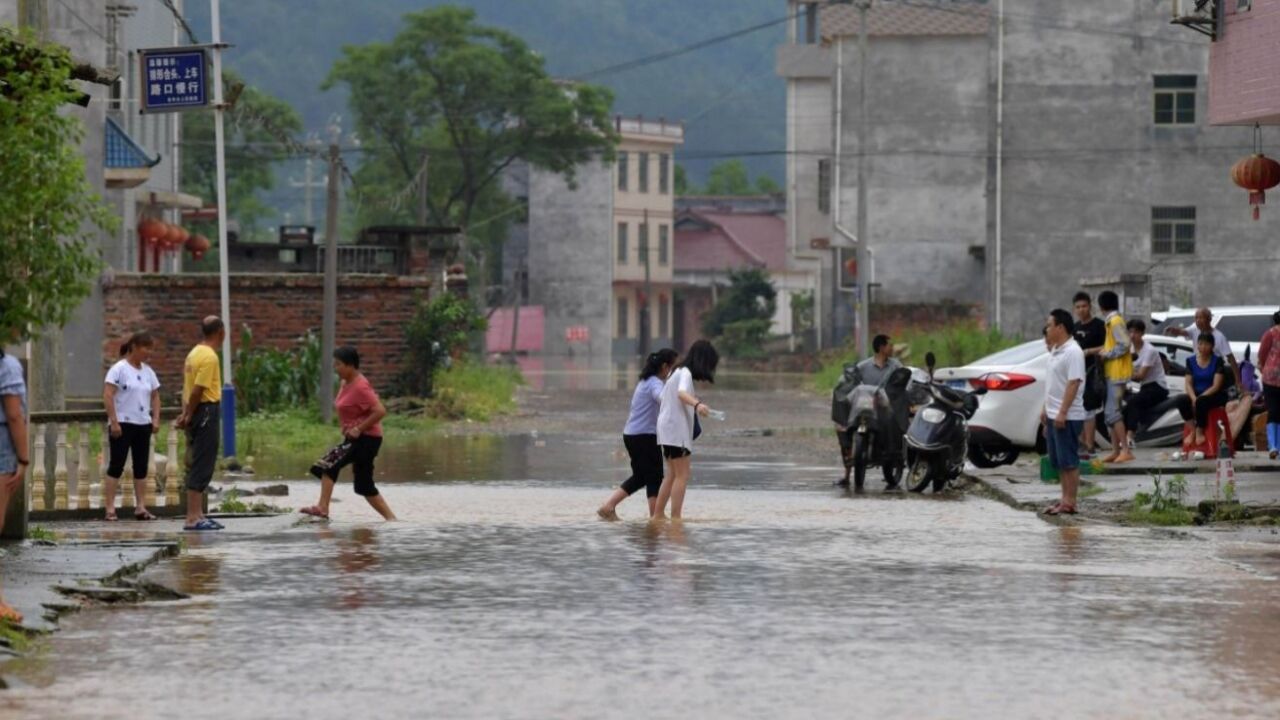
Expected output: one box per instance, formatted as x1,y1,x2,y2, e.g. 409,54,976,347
854,0,871,359
289,156,323,226
320,139,340,422
211,0,236,456
639,209,652,359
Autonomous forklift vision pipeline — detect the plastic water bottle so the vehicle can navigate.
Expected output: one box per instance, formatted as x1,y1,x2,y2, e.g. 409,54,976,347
707,409,726,421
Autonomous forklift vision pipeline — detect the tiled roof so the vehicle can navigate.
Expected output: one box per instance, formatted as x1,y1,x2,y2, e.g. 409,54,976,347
821,1,989,39
105,117,160,169
674,210,787,273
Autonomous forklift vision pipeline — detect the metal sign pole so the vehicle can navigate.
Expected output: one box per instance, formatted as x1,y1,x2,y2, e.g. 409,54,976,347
211,0,235,457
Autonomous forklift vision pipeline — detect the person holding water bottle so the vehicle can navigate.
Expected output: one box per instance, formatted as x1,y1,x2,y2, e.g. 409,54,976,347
597,349,679,520
654,340,721,520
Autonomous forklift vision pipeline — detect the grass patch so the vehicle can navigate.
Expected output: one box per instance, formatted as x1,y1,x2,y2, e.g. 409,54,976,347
1127,473,1195,526
1079,483,1106,499
215,489,286,515
813,321,1021,392
238,362,522,458
0,622,33,652
26,525,56,542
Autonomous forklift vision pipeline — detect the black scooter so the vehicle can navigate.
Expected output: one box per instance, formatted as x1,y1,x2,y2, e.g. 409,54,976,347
841,365,914,492
905,353,986,493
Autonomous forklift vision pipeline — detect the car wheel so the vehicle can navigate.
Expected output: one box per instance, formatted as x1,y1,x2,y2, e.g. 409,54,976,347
967,444,1019,469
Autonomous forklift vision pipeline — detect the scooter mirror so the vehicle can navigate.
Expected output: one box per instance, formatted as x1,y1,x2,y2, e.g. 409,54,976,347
925,351,936,373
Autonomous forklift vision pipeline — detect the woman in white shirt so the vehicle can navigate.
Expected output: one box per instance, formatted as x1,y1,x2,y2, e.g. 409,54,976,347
654,340,720,520
103,332,161,521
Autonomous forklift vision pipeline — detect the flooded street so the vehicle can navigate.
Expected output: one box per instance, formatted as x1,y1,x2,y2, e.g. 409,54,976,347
4,376,1280,719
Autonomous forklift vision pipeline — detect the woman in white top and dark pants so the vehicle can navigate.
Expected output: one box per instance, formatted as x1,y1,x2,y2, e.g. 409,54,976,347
598,349,679,520
654,340,720,520
103,332,161,521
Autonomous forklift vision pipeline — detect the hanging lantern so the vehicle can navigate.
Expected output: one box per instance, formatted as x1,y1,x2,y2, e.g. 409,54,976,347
138,217,166,246
1231,125,1280,221
844,256,858,277
164,223,186,251
186,233,211,260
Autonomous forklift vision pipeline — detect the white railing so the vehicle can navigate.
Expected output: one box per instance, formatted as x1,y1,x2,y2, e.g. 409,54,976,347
615,116,685,140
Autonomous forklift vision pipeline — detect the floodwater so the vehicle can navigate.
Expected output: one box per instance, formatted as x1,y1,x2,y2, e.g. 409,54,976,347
4,426,1280,718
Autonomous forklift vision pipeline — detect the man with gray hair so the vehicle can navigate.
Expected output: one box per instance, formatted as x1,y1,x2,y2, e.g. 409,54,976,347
1166,307,1240,389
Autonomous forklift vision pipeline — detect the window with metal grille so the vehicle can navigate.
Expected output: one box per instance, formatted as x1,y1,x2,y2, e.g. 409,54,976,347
659,154,670,194
617,152,629,191
817,159,831,214
658,225,669,265
1238,0,1252,12
617,222,629,264
639,152,650,193
617,297,629,338
1151,206,1196,255
1154,75,1196,126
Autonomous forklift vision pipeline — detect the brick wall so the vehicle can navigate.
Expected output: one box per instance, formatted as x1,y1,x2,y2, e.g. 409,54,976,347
102,273,431,399
1210,0,1280,125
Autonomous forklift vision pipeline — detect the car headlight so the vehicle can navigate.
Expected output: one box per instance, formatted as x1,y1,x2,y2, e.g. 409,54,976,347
920,407,946,424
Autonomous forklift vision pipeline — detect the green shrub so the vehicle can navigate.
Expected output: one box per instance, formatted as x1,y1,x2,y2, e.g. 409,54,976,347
717,318,773,360
233,326,322,414
1128,473,1194,526
395,293,487,397
704,267,777,339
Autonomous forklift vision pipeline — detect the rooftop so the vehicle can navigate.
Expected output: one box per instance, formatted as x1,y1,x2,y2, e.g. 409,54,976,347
674,209,786,273
821,1,989,39
615,115,684,143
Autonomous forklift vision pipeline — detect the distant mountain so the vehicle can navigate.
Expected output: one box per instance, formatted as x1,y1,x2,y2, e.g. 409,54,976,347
186,0,786,199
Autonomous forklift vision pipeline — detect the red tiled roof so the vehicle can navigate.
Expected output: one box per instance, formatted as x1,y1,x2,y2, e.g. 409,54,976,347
674,210,787,273
821,1,989,39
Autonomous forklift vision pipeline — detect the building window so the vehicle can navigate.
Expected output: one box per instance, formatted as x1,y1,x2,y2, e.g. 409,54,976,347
1154,75,1196,126
803,2,819,44
659,297,670,338
1237,0,1252,11
638,222,649,266
639,152,650,193
659,154,670,194
617,152,629,191
617,297,629,338
1152,206,1196,255
658,224,669,265
617,222,629,264
817,159,831,214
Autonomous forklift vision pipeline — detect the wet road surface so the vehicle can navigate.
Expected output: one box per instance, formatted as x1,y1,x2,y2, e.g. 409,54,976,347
3,377,1280,719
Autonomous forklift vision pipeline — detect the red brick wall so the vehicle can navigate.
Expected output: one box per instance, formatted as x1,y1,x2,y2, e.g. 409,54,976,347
1210,0,1280,125
102,273,431,399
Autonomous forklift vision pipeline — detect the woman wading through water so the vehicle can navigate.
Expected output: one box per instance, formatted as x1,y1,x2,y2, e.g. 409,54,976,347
597,348,679,520
301,346,397,521
654,340,720,520
102,331,161,521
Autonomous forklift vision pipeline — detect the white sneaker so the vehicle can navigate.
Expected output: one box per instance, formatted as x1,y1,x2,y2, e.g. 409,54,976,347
1190,451,1205,461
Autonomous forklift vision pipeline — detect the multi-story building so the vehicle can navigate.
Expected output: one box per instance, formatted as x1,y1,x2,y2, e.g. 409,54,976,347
611,116,683,357
781,0,1270,340
1206,0,1280,126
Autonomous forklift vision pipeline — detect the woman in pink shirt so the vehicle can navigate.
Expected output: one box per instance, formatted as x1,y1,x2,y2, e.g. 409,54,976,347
1258,310,1280,460
301,346,396,520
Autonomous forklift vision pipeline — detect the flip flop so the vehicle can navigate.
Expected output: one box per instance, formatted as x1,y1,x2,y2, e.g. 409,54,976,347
104,513,118,522
300,506,330,520
183,518,222,532
134,510,157,521
1045,504,1078,516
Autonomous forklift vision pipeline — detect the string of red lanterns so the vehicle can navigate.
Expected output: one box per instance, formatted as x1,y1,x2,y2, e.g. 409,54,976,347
137,216,210,258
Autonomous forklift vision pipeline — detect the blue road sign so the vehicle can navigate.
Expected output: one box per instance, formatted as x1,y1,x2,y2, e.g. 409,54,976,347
139,47,208,113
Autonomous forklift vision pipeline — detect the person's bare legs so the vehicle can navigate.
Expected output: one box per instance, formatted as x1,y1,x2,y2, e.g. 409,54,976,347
597,487,629,519
315,476,337,516
132,474,155,518
1080,418,1097,455
185,489,204,526
364,494,396,521
103,475,120,519
654,460,675,519
667,456,691,519
1060,467,1081,509
647,495,658,517
1111,420,1134,462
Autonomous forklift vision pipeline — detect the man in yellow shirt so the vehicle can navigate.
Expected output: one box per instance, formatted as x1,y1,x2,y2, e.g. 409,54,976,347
1092,291,1135,464
176,316,225,531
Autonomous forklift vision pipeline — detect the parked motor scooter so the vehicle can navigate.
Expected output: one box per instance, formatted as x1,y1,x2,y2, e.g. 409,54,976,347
905,353,986,493
841,365,915,492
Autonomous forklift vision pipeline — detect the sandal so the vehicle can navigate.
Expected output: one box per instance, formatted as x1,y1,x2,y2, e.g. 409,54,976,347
1045,503,1078,516
300,506,330,520
183,518,223,532
104,511,118,522
134,510,157,521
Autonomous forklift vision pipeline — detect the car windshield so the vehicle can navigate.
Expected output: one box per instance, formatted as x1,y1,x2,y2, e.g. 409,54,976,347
969,341,1045,367
1216,315,1273,344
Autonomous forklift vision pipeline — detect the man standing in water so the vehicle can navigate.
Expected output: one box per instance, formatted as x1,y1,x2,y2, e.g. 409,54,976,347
176,316,226,532
1042,309,1087,516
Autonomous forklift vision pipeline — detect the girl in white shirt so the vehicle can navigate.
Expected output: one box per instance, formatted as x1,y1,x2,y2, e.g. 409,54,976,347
103,332,161,521
654,340,720,520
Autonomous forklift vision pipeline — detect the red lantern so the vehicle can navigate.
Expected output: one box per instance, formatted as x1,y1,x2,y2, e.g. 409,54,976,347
186,233,211,260
138,217,165,246
164,223,186,250
1231,153,1280,221
844,257,858,277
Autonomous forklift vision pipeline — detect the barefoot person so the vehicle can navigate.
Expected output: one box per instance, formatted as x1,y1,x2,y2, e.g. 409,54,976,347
103,332,161,521
302,346,396,521
654,340,720,520
176,317,225,532
0,345,29,625
1042,309,1087,516
598,349,678,520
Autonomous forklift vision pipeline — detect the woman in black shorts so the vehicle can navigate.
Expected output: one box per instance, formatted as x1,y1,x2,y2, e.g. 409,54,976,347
103,332,161,521
598,349,678,520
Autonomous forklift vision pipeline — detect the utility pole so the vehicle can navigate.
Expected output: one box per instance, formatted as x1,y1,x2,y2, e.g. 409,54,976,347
289,156,324,226
854,0,871,359
508,256,524,363
211,0,236,457
639,209,651,359
320,136,340,422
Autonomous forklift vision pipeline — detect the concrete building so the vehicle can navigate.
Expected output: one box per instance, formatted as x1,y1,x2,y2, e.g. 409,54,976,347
1207,0,1280,125
612,116,683,357
783,0,1271,341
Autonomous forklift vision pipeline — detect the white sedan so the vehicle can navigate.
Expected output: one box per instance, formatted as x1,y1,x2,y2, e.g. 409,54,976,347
931,336,1194,468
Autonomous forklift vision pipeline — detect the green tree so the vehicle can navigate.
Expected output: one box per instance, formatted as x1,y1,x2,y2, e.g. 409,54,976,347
674,163,691,195
703,267,777,358
0,30,113,342
395,292,488,397
703,159,752,195
754,174,782,194
182,71,303,236
324,6,618,298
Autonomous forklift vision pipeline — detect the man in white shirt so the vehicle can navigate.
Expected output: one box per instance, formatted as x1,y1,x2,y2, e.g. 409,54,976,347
1123,319,1170,435
1166,307,1240,388
1041,309,1087,516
